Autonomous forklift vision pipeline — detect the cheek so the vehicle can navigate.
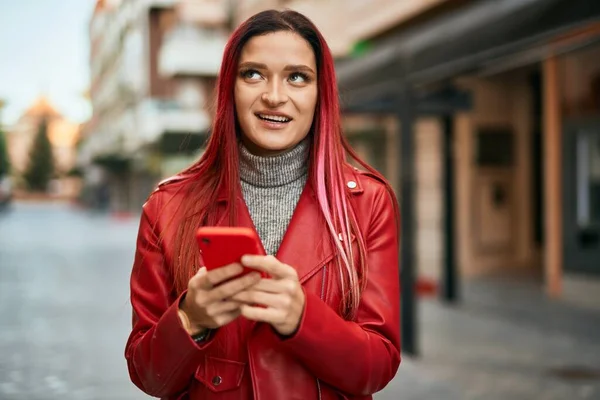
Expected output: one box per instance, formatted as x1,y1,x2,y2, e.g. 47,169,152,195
234,86,255,122
234,84,246,108
301,90,318,121
234,86,242,114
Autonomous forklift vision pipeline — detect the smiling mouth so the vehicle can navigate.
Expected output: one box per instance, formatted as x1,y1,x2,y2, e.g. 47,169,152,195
255,113,292,123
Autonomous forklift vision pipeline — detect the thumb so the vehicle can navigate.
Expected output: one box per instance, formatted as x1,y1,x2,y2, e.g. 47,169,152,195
196,266,207,277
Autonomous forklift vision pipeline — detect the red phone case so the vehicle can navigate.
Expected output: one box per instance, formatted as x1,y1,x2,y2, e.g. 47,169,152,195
195,227,268,279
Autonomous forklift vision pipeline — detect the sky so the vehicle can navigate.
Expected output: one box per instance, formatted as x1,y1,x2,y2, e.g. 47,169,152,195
0,0,96,126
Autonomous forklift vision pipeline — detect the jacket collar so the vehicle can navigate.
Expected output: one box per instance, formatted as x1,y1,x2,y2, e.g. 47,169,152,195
215,164,363,202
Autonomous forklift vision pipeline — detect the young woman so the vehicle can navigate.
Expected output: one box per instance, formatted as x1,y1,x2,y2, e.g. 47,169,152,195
125,9,401,400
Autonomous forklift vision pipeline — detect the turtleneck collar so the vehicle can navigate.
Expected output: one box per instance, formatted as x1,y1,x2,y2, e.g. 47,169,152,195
238,138,310,188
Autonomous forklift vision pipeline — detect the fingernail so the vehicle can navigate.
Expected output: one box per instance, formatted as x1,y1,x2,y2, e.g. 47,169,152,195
197,266,207,275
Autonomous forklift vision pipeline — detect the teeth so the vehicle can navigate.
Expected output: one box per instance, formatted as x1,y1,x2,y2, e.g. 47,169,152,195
259,114,290,123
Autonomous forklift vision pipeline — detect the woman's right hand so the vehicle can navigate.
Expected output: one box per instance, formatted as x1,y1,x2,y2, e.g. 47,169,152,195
178,264,261,336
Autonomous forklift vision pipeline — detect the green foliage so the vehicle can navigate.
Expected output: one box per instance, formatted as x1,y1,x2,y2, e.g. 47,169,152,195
23,118,55,191
0,128,9,176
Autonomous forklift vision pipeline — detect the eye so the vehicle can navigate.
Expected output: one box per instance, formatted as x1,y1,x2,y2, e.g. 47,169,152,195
241,69,262,81
289,72,310,84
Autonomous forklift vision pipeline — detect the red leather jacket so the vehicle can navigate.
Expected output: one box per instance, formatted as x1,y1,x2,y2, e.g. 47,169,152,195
125,165,401,400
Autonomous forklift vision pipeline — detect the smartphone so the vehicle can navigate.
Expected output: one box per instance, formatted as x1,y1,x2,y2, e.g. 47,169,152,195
195,226,268,279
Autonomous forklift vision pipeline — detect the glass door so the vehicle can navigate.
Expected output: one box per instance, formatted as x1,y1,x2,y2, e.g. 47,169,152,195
563,120,600,275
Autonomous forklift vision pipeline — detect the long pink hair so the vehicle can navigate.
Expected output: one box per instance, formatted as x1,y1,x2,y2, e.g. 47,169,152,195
170,10,398,319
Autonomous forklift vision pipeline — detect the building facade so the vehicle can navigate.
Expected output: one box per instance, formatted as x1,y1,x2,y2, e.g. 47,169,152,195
334,0,600,302
80,0,230,211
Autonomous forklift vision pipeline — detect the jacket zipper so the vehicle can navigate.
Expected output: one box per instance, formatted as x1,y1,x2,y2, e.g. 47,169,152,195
316,265,327,400
317,378,322,400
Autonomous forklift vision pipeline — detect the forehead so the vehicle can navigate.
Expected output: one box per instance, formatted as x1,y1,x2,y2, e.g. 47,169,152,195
239,31,316,69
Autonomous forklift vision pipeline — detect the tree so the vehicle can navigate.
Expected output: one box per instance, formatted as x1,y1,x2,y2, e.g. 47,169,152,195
23,117,55,191
0,128,9,177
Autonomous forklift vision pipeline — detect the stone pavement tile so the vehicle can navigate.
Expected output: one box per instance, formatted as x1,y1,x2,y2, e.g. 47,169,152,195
462,279,600,346
376,298,600,400
376,358,463,400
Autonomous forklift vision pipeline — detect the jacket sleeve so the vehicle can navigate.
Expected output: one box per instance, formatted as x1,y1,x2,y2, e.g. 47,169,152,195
279,185,401,396
124,192,214,397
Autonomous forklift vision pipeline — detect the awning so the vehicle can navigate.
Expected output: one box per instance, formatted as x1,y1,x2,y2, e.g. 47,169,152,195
337,0,600,109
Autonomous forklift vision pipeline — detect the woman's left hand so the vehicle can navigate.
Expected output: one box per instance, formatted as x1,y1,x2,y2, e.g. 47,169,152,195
231,255,305,336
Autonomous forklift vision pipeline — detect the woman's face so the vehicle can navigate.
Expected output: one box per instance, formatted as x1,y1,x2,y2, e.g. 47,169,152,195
234,31,318,156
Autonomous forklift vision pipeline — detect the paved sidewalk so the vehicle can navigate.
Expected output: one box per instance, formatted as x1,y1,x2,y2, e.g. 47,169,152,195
377,280,600,400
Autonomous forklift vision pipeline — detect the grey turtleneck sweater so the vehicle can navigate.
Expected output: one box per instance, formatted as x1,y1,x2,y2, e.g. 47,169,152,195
238,139,309,255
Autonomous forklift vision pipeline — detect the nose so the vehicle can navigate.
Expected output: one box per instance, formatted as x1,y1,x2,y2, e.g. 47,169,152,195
261,79,288,107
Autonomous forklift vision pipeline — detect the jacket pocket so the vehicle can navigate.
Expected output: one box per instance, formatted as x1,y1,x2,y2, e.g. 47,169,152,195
195,356,246,392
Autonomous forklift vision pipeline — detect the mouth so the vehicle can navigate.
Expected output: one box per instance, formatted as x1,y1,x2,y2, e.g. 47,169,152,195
255,113,293,124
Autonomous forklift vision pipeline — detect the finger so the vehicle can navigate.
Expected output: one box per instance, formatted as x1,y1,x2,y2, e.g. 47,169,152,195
231,290,290,309
241,255,297,279
207,272,262,302
252,278,296,294
240,304,285,324
204,300,241,318
201,263,243,289
213,309,242,327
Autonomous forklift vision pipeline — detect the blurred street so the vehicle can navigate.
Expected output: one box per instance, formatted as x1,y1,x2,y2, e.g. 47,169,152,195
1,202,599,400
0,202,145,400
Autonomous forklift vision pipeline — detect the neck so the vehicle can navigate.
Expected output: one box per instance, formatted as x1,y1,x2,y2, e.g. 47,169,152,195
238,138,310,188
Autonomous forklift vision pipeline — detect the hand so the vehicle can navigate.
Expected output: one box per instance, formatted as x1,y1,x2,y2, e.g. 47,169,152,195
178,264,262,336
231,255,305,336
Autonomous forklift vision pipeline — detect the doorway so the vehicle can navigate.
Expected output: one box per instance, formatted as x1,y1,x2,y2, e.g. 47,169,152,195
563,119,600,275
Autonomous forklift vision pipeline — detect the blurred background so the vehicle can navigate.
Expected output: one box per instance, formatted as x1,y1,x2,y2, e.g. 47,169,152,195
1,0,600,399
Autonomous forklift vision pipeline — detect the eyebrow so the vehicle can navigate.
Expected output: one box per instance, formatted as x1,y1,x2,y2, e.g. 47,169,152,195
238,61,315,74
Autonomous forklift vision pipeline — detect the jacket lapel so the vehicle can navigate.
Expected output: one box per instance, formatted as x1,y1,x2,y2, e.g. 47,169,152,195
215,183,267,254
275,183,336,284
214,170,363,283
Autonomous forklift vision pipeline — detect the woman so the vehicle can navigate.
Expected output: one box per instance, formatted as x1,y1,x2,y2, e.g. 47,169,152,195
125,9,400,400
